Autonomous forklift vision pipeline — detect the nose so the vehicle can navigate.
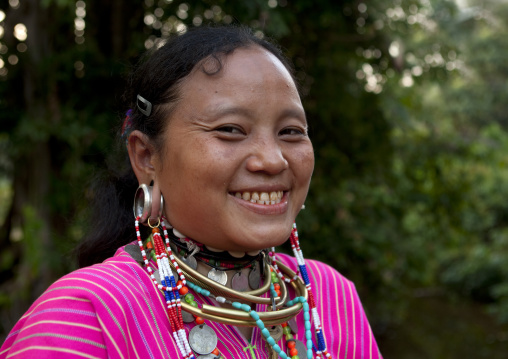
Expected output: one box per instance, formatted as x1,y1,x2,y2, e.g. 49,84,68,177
245,136,288,175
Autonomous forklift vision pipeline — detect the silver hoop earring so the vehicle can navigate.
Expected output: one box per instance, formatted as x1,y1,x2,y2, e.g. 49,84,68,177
133,184,164,224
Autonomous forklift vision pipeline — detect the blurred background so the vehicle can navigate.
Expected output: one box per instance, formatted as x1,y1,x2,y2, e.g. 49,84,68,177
1,0,508,357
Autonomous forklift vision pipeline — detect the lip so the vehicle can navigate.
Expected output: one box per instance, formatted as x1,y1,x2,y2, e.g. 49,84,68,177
229,191,289,215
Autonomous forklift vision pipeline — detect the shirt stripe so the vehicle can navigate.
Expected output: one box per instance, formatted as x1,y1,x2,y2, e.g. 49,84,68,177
0,244,382,359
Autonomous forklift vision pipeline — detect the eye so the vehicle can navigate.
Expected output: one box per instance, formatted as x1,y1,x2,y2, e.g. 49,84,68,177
216,125,243,134
279,127,307,136
214,125,246,139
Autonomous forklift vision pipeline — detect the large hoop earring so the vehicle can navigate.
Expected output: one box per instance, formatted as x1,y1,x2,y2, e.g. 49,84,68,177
133,184,164,225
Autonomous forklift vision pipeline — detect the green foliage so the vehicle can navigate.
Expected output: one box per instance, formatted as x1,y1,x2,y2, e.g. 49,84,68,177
2,0,508,356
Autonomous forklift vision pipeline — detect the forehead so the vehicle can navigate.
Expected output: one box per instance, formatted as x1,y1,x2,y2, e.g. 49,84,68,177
180,46,299,99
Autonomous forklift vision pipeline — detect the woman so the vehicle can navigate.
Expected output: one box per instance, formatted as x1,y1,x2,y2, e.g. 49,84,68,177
0,26,381,359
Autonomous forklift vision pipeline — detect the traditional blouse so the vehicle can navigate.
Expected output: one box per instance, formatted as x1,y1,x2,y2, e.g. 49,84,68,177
0,243,382,359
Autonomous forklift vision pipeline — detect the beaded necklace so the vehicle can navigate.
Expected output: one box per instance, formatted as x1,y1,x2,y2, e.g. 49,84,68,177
134,217,331,359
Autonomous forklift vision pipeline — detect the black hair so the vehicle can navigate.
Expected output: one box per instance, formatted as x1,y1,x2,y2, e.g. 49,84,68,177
76,25,297,268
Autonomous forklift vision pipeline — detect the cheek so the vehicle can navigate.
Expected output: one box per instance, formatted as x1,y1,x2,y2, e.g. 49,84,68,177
294,145,315,183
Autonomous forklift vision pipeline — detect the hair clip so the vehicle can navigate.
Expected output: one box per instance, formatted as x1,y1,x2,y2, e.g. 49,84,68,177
137,94,152,117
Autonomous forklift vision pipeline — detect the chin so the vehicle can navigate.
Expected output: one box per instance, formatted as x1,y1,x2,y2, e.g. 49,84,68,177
234,227,292,251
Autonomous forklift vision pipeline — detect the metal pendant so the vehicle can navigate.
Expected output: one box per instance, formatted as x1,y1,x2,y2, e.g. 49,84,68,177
248,262,261,289
153,269,162,285
207,268,227,286
231,271,249,292
181,309,195,323
197,354,220,359
182,255,198,270
288,316,299,334
263,325,283,359
125,244,144,264
189,324,218,355
294,339,307,357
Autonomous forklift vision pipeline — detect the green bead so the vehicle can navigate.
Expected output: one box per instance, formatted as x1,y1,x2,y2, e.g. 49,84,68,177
292,356,300,359
179,250,185,256
190,301,198,308
283,326,291,335
209,259,216,266
185,294,194,303
285,333,293,341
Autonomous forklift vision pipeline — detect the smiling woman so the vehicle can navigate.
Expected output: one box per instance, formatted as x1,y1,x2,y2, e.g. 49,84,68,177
0,26,382,359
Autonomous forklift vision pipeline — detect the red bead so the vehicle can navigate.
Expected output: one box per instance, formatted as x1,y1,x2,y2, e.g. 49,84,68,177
152,227,160,234
212,348,220,355
281,322,288,327
290,348,298,356
275,289,281,296
273,283,281,290
146,241,153,249
179,286,188,295
195,316,205,325
287,341,296,349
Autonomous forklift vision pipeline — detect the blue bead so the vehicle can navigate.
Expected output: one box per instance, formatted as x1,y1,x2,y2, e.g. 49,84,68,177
250,311,260,320
262,328,270,338
280,353,288,359
286,300,294,306
305,321,311,330
307,349,313,359
303,303,309,311
267,337,275,346
256,319,265,329
304,312,310,320
306,329,312,339
241,304,251,312
232,302,242,309
299,297,306,303
273,344,281,353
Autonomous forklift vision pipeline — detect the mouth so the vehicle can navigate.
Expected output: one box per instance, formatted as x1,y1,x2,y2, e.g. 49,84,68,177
231,191,284,205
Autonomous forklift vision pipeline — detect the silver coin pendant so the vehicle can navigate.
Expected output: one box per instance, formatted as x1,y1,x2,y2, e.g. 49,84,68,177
207,268,227,286
181,309,195,323
294,339,307,357
189,324,218,355
231,271,249,292
248,263,261,289
182,255,198,270
288,316,299,334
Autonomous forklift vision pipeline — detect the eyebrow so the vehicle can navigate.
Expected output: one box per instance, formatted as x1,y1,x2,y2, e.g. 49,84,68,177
205,104,307,123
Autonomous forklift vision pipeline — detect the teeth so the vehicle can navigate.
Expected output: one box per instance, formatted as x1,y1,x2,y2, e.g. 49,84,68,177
234,190,284,205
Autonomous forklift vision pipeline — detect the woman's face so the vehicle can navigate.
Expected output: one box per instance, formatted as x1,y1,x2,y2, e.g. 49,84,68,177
155,46,314,251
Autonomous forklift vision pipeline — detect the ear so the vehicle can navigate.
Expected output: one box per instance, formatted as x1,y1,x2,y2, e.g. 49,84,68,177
127,130,158,185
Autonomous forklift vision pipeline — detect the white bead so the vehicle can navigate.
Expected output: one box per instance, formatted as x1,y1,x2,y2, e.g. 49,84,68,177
173,228,186,238
228,251,245,258
206,245,223,252
216,296,226,303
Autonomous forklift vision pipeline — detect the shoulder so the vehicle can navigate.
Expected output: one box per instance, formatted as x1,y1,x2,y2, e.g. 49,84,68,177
0,245,167,358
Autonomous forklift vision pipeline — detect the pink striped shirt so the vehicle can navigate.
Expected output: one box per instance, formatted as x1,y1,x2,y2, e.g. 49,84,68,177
1,244,382,358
